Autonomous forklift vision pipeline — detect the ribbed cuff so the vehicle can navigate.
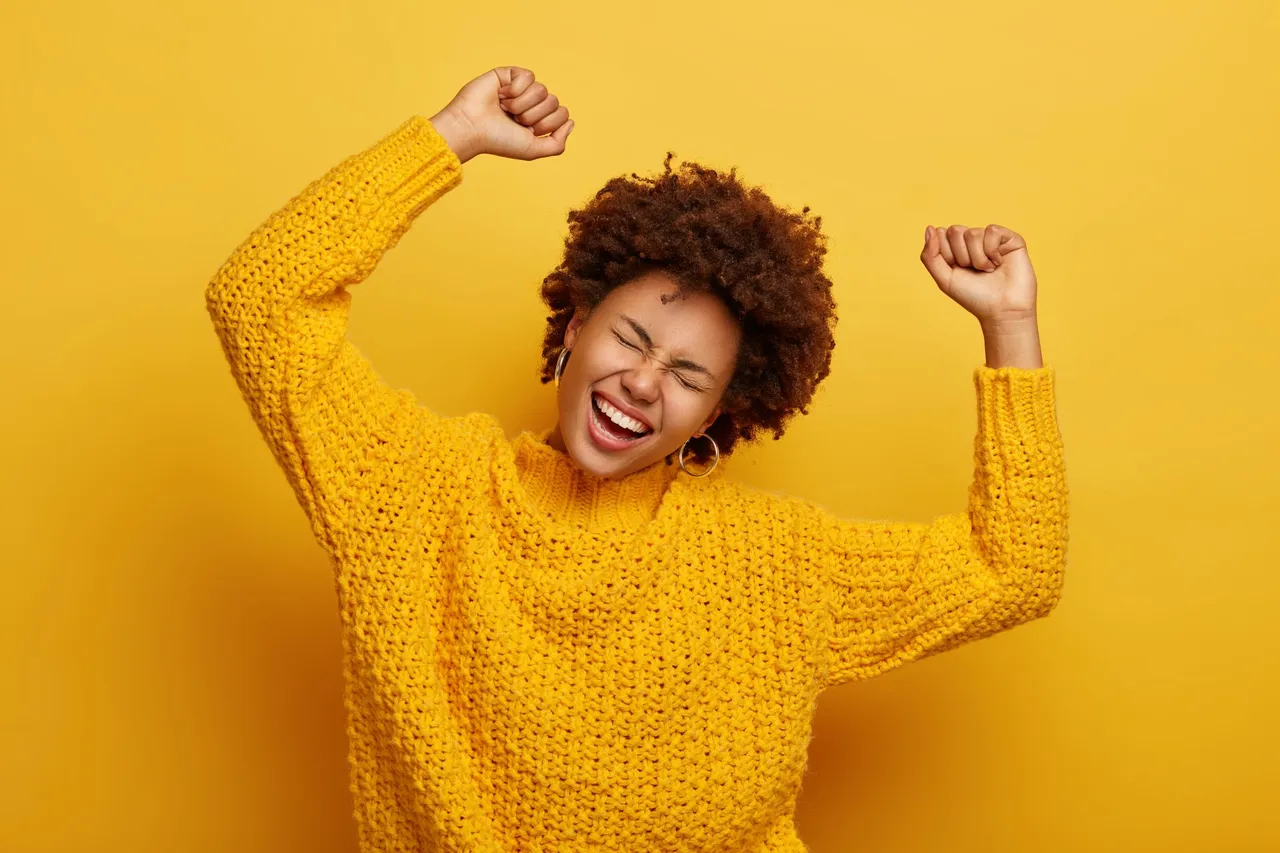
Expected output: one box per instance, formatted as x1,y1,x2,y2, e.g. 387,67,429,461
358,115,463,223
973,364,1062,476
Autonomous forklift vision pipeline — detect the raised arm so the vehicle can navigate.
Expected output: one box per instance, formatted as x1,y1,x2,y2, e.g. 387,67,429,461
205,116,464,553
804,364,1067,686
807,223,1069,686
205,66,574,553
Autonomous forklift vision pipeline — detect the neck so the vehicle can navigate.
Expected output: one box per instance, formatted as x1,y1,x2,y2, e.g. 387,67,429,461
546,421,567,453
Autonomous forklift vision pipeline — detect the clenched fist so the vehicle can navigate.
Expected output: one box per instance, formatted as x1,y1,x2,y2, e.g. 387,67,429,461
429,67,575,163
920,224,1037,329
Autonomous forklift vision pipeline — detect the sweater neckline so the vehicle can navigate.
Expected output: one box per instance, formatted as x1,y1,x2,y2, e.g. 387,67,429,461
510,429,682,533
492,427,716,628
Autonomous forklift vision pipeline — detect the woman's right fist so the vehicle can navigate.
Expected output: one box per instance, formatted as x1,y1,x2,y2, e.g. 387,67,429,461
429,67,574,164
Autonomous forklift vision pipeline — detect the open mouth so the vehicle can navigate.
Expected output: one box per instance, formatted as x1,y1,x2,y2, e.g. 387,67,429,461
588,391,653,448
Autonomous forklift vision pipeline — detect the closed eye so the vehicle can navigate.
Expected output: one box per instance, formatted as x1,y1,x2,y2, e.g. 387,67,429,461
612,330,641,351
613,327,708,393
673,373,705,392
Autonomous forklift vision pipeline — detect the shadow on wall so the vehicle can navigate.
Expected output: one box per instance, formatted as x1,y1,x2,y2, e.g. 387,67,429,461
181,535,357,850
152,403,359,851
797,669,954,846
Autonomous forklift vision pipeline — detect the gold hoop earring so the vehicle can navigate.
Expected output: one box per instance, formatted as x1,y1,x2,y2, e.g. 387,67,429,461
554,348,570,388
678,433,720,478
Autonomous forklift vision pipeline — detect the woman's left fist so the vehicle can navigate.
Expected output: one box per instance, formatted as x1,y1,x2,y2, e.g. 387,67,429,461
920,223,1037,327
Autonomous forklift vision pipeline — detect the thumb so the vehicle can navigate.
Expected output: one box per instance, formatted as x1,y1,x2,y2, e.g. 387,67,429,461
525,119,575,160
919,226,952,287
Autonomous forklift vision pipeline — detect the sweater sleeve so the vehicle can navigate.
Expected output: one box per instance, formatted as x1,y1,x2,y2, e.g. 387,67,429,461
800,365,1069,688
205,116,462,554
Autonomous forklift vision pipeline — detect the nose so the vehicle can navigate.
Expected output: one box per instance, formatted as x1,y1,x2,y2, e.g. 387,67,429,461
620,360,660,404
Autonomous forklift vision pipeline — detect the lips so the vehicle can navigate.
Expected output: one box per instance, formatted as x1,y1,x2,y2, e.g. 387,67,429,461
586,391,656,453
588,389,650,432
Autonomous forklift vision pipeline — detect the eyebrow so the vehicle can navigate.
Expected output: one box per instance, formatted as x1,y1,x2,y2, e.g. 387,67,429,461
619,315,716,380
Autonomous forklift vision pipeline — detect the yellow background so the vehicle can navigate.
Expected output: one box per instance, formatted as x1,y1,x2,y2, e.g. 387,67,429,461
3,1,1277,850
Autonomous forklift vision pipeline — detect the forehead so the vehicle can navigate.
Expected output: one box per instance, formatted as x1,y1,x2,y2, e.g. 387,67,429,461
595,271,740,348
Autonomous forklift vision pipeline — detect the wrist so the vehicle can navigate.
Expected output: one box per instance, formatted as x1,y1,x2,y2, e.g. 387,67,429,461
428,107,481,164
979,316,1043,369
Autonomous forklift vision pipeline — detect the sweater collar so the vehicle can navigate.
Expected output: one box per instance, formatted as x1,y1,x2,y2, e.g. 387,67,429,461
511,429,680,532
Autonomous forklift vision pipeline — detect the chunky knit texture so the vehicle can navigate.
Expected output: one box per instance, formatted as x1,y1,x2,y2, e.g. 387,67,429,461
205,116,1069,853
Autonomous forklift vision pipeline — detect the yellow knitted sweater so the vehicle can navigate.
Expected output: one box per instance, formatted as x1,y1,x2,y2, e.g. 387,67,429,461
206,116,1069,853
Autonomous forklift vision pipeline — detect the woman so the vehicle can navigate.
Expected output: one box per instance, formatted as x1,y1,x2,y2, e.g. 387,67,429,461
206,66,1068,853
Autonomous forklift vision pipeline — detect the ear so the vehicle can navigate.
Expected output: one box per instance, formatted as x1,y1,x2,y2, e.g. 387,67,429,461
564,310,587,350
697,405,722,436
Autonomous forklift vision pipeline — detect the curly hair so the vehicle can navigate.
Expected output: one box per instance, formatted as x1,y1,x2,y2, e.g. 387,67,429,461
538,152,838,463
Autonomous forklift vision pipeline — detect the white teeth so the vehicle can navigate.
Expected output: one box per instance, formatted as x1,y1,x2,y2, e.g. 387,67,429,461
595,395,648,435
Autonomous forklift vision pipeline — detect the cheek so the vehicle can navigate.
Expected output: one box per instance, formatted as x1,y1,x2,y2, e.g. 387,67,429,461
573,342,630,383
663,394,715,432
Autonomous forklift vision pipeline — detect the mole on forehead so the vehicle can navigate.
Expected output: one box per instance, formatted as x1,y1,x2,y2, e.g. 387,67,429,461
658,289,686,305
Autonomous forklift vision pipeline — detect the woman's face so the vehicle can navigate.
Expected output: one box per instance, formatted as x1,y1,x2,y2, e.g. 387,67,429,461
548,270,742,479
